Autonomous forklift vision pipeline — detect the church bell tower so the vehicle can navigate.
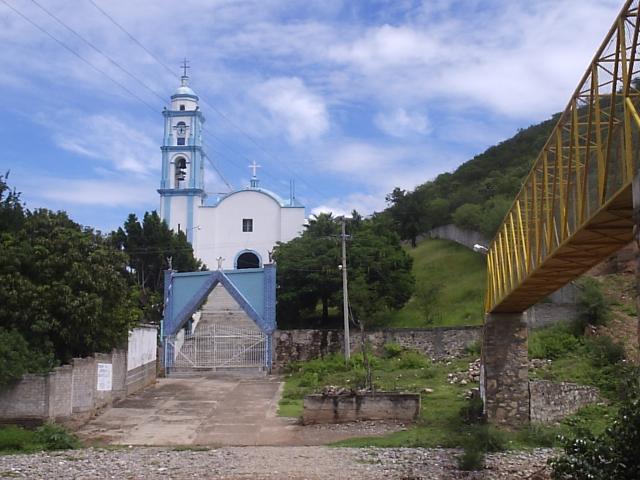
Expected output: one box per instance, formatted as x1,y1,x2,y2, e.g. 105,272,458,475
158,60,206,244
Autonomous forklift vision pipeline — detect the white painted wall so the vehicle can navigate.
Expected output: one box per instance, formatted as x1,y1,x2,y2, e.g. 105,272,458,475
127,327,157,372
193,190,305,269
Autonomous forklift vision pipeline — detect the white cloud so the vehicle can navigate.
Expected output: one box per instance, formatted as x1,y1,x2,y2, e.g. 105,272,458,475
374,108,430,137
311,192,386,217
18,175,157,208
34,111,159,176
252,77,329,143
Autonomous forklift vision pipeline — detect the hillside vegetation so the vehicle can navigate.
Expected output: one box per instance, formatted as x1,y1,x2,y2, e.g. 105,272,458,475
382,239,486,328
385,115,558,245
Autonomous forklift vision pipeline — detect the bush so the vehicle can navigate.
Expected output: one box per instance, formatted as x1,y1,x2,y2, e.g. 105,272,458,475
35,423,80,450
297,371,319,388
575,278,610,330
460,396,485,425
550,380,640,479
516,425,559,448
528,324,581,360
0,425,38,451
586,336,625,367
458,443,485,471
465,340,481,357
397,350,430,369
383,342,404,359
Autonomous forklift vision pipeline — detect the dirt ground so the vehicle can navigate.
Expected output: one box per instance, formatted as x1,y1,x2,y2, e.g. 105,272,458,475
77,374,404,447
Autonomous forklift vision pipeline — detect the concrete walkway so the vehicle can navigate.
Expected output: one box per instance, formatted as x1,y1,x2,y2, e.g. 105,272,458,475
77,375,401,447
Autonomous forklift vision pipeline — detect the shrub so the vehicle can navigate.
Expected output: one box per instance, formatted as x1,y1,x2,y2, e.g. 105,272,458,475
383,342,404,359
586,336,625,367
465,340,481,357
550,380,640,479
528,324,581,360
35,423,80,450
460,396,485,425
397,350,430,369
458,443,485,471
0,425,38,451
575,278,610,331
297,371,319,388
516,425,559,448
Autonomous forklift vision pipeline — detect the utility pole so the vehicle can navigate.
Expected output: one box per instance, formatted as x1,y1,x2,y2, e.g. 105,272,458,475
341,218,351,361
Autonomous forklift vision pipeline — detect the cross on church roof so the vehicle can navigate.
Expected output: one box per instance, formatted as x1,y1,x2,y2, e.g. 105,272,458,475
249,160,261,178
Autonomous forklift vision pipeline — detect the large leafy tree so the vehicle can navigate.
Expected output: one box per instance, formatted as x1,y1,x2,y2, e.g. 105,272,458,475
274,212,414,328
0,174,141,377
111,211,203,323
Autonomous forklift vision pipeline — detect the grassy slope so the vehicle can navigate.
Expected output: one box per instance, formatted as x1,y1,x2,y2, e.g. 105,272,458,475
383,239,486,328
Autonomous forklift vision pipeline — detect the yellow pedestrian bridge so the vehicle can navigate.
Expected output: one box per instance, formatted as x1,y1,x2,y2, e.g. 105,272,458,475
486,0,640,313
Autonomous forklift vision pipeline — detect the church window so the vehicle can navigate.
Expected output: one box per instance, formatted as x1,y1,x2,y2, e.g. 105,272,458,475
237,251,260,269
180,105,185,111
174,157,187,187
242,218,253,232
175,121,187,146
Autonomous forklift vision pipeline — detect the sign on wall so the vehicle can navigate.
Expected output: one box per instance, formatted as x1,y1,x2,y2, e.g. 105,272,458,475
96,363,112,391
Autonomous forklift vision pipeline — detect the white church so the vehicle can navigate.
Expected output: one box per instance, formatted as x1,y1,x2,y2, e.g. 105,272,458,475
158,70,306,268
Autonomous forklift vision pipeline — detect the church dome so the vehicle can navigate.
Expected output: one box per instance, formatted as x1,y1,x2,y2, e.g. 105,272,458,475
171,75,199,100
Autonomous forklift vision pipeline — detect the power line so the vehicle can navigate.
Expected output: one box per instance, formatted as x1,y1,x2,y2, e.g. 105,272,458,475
87,0,176,77
86,0,329,200
30,0,167,105
0,0,160,114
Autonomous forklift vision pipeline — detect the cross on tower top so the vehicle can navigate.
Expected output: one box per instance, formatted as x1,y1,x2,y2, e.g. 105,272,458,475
181,58,190,78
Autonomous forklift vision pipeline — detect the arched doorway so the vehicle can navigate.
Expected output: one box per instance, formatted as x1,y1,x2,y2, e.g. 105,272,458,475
236,251,260,269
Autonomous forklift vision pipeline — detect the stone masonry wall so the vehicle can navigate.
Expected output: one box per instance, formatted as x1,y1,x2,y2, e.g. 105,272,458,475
273,326,481,371
530,380,601,424
482,313,530,427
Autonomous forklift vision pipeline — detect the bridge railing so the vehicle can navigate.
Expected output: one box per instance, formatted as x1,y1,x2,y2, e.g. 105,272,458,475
486,0,640,313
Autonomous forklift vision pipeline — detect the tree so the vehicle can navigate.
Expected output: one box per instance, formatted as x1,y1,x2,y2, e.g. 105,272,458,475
274,213,415,327
550,377,640,479
111,211,203,323
0,175,142,371
414,280,441,325
385,187,427,247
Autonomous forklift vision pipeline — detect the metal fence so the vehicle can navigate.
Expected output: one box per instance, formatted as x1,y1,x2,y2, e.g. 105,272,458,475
165,324,267,372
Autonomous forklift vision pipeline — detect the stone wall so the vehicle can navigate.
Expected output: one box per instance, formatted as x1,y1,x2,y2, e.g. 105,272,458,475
482,313,530,427
0,327,158,426
273,326,481,371
303,393,421,425
529,380,601,424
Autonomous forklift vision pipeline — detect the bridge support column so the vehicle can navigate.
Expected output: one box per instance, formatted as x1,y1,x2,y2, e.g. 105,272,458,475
482,312,529,427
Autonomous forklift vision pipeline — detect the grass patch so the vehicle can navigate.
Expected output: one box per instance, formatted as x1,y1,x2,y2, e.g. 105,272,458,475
0,424,80,454
382,239,485,328
280,340,622,450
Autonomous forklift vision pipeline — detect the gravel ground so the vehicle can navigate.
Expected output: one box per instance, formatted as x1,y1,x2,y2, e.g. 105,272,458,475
0,446,554,479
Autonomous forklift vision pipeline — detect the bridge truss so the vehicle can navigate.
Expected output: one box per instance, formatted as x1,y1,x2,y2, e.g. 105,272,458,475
487,0,640,313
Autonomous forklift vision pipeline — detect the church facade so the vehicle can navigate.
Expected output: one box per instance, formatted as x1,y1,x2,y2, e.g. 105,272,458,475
158,72,306,269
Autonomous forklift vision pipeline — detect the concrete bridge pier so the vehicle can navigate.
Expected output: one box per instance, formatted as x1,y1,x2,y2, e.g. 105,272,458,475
482,312,529,427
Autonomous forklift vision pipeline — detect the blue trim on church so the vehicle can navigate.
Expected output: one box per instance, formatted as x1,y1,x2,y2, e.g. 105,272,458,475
161,267,277,370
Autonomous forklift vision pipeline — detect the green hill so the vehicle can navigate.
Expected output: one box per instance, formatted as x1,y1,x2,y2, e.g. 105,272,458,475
383,238,486,328
384,115,558,245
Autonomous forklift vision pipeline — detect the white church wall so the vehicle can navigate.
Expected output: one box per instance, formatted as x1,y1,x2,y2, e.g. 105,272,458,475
280,208,306,241
170,97,198,111
169,196,189,234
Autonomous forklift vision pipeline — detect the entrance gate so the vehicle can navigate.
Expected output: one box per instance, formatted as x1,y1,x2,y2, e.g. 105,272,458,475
165,324,268,373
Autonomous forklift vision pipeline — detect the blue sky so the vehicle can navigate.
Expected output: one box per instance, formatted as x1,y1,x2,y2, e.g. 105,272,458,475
0,0,623,232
